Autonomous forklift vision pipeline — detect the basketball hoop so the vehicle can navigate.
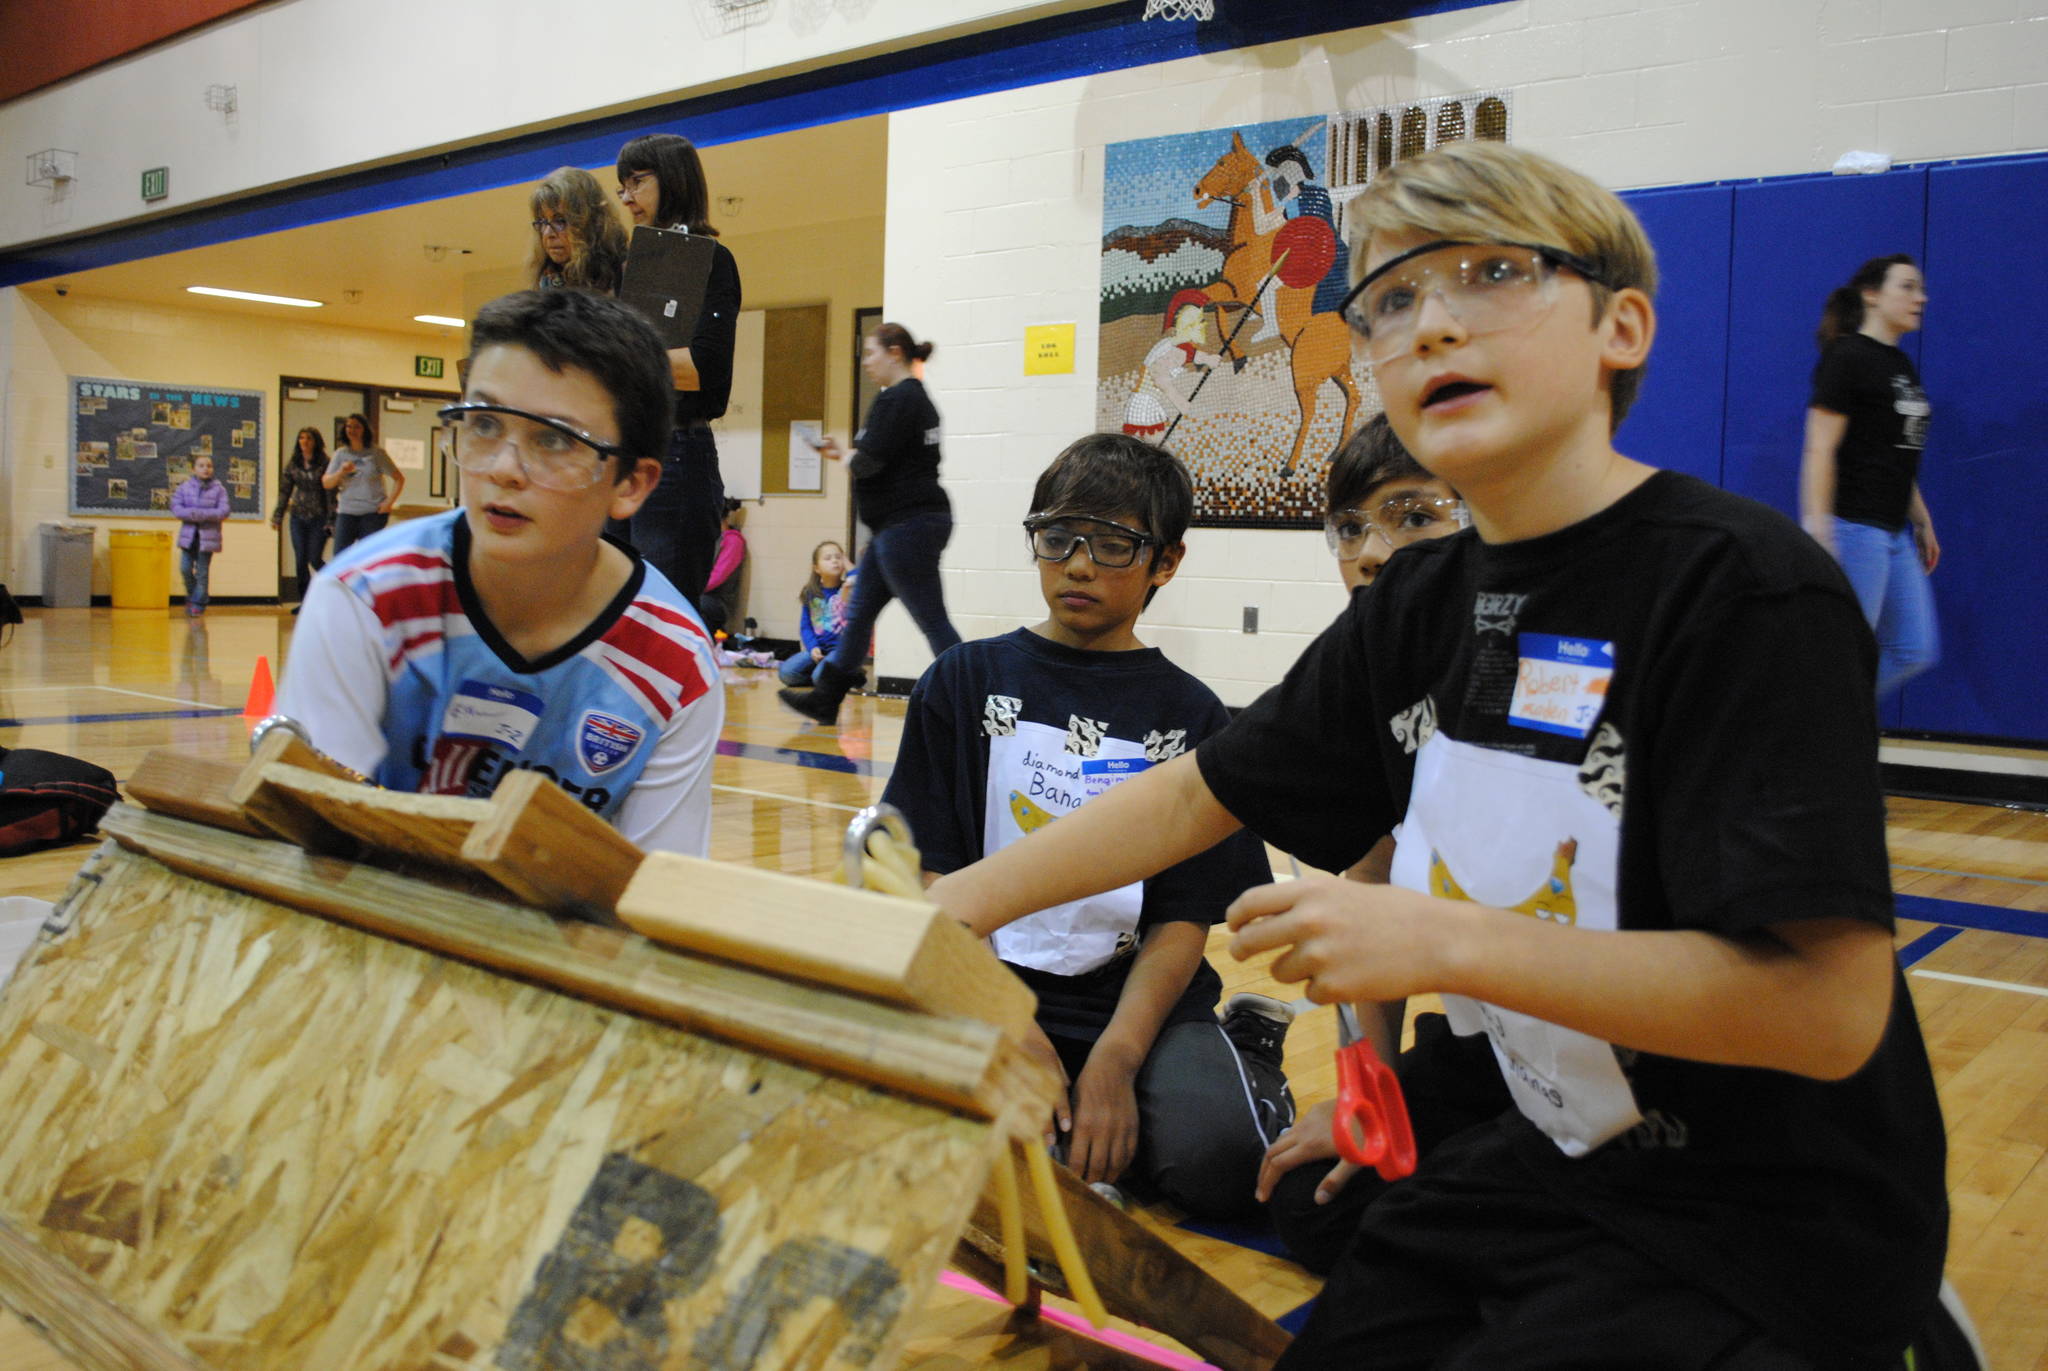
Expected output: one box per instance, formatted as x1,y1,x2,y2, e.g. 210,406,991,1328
1142,0,1214,19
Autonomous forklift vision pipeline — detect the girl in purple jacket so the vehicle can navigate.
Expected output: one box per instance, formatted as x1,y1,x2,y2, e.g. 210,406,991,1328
171,455,230,616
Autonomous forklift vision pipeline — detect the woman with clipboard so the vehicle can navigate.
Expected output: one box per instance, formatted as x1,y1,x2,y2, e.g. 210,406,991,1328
614,133,741,614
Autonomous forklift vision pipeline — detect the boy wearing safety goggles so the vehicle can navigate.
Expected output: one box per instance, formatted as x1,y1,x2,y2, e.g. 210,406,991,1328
879,433,1293,1218
931,142,1945,1368
280,289,723,856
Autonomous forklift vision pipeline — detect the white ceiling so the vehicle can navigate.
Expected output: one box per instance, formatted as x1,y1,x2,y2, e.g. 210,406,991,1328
19,115,889,336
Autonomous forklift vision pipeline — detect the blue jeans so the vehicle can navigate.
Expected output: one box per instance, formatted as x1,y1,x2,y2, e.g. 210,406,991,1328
627,424,723,613
1834,518,1939,697
287,514,328,594
332,511,388,556
778,653,825,687
180,547,213,609
825,511,963,676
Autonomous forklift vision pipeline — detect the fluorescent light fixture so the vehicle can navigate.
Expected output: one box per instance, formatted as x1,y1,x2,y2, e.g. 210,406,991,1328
414,314,465,328
187,286,322,307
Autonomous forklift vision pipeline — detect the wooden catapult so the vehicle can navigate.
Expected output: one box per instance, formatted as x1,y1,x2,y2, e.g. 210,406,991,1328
0,725,1290,1371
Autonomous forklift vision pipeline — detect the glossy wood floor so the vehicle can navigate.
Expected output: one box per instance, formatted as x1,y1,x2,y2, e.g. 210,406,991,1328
2,605,2045,1369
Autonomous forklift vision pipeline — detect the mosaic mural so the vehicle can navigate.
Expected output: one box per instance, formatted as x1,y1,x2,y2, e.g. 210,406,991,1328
1098,96,1508,527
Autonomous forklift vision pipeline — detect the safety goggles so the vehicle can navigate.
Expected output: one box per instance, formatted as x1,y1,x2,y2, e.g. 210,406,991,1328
1339,240,1608,365
440,402,627,492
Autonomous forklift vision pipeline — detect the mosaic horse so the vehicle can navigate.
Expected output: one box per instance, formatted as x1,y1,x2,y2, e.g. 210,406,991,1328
1192,131,1360,477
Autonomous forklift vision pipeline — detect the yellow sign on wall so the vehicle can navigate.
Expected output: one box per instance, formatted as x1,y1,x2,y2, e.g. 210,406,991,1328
1023,323,1076,376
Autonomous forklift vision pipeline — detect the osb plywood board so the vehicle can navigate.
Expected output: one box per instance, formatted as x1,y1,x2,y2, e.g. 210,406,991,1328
0,846,999,1371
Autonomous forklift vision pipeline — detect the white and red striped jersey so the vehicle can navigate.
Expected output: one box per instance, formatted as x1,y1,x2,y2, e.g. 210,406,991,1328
279,511,723,855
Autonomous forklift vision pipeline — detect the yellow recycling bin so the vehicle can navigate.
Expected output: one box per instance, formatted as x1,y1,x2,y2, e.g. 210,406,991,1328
109,529,173,609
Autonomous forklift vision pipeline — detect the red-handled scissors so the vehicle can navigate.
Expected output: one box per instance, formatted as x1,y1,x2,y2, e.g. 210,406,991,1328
1332,1005,1417,1181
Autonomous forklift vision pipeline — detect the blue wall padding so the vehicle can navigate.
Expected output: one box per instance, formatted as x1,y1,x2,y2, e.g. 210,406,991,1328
1617,183,1734,485
1721,169,1928,523
1897,156,2048,740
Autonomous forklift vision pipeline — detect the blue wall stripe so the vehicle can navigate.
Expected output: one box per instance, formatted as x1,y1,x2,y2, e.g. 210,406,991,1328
0,0,1498,289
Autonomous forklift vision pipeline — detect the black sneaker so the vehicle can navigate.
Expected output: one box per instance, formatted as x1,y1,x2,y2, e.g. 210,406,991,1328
1220,991,1294,1070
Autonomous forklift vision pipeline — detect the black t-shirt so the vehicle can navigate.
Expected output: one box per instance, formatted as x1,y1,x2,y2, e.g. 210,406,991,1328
670,238,741,424
1810,333,1930,531
882,629,1271,1042
1196,471,1946,1364
850,378,949,529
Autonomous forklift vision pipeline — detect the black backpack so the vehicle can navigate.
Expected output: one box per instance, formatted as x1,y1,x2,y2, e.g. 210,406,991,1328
0,747,118,856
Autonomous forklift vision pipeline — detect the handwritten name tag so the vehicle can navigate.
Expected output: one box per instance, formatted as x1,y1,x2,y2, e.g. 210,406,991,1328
1508,633,1614,739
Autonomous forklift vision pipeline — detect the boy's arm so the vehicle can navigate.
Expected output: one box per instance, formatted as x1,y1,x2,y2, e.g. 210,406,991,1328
929,751,1243,937
613,673,724,856
1067,919,1208,1185
274,575,392,778
1229,882,1892,1080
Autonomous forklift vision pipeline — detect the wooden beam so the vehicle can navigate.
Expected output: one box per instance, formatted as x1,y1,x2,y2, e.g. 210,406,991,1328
224,733,361,854
458,769,645,922
96,805,1057,1123
0,1216,207,1371
963,1137,1290,1371
121,753,264,838
618,852,1039,1041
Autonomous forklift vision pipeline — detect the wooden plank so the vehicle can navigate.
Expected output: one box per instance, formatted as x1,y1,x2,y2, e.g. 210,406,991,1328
0,1219,208,1371
0,843,1008,1371
459,769,646,922
961,1137,1290,1371
618,851,1039,1042
97,807,1056,1123
225,734,362,855
245,763,483,871
122,754,265,839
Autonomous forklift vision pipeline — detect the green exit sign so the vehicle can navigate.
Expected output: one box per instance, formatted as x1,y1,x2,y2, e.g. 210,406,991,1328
140,166,169,201
415,355,445,379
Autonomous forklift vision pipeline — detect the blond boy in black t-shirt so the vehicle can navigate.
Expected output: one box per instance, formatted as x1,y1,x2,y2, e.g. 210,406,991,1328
929,143,1948,1370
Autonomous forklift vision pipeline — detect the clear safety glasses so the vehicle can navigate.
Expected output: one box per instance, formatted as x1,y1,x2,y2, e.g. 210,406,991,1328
1340,240,1608,366
440,403,626,492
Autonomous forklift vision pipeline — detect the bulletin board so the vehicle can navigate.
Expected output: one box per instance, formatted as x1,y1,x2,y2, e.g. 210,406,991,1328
68,375,265,518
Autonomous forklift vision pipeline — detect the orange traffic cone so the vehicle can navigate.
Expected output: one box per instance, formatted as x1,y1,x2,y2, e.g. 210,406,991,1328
243,655,275,720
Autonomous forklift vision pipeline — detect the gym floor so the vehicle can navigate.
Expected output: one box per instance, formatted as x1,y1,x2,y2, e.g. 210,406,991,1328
1,605,2043,1369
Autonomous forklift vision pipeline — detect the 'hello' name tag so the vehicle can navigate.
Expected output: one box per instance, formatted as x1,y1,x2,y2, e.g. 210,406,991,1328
1080,755,1150,801
442,680,545,750
1508,633,1614,739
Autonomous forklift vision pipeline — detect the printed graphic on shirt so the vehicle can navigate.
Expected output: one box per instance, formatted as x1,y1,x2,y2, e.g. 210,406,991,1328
1892,374,1930,449
1474,591,1527,637
1143,728,1187,763
1508,633,1615,739
983,694,1021,738
1577,722,1627,818
578,710,645,774
984,718,1152,975
1065,714,1108,757
1389,731,1641,1157
1390,696,1437,755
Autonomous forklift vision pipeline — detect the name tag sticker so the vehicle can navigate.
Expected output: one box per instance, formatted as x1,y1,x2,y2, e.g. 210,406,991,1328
1508,634,1614,739
1080,755,1150,800
442,680,544,749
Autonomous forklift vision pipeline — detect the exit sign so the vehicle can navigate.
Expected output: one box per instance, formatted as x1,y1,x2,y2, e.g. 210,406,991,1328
415,355,444,379
141,166,169,201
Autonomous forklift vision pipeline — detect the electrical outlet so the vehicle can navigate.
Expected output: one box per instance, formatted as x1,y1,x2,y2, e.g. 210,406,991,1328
1242,605,1259,634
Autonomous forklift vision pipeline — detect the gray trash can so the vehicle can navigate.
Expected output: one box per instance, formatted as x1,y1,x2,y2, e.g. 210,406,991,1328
39,523,94,608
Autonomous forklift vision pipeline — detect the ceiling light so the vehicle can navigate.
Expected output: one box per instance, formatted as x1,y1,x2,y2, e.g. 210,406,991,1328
187,286,322,307
414,314,465,328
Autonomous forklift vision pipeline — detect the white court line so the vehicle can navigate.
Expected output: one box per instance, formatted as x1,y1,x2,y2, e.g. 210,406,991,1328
711,783,863,813
1910,968,2048,999
87,685,216,709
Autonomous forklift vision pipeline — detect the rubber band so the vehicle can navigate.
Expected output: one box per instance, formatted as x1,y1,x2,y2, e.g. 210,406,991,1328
1025,1138,1109,1329
993,1142,1030,1306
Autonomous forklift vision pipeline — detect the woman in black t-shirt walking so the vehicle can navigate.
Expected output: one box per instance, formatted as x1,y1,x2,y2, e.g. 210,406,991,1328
1801,254,1940,696
780,323,962,724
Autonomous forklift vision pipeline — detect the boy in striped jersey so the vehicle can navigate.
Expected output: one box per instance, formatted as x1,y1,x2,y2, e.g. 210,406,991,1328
280,290,723,855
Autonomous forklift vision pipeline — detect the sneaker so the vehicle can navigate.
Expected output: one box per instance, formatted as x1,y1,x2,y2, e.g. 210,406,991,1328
185,601,201,617
1220,992,1294,1070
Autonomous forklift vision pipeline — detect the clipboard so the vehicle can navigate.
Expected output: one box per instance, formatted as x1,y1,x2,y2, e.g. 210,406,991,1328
619,226,718,349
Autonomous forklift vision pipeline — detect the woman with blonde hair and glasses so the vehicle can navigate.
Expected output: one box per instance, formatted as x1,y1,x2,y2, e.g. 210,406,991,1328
527,166,628,295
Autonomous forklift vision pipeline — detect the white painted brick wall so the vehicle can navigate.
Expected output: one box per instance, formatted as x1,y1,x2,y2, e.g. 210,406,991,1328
878,0,2048,705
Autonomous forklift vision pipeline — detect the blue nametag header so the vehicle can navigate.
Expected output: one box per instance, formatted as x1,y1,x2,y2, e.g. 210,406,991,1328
1081,757,1151,778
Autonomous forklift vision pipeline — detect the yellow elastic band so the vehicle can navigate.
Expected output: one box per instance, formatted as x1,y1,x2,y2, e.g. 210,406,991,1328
993,1142,1030,1306
1024,1139,1109,1329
